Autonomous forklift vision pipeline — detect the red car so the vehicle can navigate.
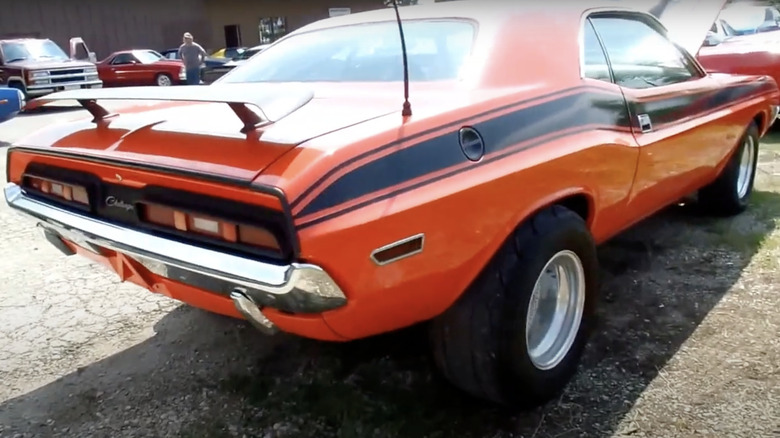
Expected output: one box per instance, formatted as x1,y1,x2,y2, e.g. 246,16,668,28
96,49,186,87
652,0,780,126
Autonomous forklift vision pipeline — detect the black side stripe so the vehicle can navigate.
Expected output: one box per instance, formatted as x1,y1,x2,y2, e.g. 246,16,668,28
289,84,611,210
297,125,608,230
296,89,630,219
633,80,771,128
295,81,769,229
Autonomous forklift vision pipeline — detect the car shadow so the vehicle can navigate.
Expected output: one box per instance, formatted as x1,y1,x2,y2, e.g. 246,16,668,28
0,192,777,438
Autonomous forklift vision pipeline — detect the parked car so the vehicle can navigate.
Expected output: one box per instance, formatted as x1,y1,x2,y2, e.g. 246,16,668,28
159,48,227,69
202,44,269,83
715,2,780,36
159,48,227,84
96,49,186,87
649,0,780,126
8,1,779,408
0,85,24,123
0,37,101,99
210,46,247,59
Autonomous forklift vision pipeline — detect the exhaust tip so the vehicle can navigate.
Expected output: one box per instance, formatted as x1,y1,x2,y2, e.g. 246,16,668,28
230,289,278,335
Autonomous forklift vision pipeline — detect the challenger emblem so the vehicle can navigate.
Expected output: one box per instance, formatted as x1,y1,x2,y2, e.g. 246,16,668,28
105,196,134,212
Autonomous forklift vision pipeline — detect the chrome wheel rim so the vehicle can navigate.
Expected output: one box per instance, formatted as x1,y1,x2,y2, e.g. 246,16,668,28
157,75,171,86
525,250,586,371
736,135,756,200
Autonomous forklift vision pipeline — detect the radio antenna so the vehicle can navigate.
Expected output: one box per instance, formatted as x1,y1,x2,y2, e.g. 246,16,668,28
391,0,412,117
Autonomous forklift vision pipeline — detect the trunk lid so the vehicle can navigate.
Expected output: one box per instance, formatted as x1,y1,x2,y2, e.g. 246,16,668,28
19,83,401,181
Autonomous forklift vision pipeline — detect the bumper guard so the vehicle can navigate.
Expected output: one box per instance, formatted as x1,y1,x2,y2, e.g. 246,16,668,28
4,183,347,334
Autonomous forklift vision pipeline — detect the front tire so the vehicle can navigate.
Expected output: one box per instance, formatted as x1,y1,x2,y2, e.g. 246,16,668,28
698,120,759,216
429,205,599,408
155,73,173,86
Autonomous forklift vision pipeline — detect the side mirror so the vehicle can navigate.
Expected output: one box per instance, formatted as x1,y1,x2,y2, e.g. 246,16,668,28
88,52,97,63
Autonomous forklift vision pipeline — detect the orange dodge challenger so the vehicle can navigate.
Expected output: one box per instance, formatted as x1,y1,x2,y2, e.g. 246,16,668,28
5,1,780,408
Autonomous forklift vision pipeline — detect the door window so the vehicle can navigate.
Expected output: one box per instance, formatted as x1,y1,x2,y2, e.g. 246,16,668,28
581,19,611,82
589,15,701,89
111,53,136,65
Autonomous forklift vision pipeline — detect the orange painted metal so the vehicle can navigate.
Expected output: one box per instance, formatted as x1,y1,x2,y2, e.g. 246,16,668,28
6,4,780,341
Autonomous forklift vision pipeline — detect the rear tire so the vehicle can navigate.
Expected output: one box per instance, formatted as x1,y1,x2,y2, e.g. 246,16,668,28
697,120,759,216
429,205,599,408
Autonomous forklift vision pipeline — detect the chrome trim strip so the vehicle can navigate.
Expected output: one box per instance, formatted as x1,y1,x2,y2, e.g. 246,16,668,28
27,80,103,91
370,233,425,266
4,183,347,314
36,72,93,80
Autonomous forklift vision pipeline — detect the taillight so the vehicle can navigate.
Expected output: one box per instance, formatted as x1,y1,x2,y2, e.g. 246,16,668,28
26,176,90,206
141,203,280,251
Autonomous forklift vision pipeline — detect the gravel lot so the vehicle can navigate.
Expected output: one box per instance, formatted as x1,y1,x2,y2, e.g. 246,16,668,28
1,106,779,438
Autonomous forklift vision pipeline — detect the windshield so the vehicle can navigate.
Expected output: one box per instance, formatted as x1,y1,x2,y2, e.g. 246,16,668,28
1,40,68,62
219,20,476,83
719,6,778,34
235,48,262,61
134,50,163,64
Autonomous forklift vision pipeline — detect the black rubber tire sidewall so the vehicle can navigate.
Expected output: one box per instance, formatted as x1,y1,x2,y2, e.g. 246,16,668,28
497,212,599,404
698,121,759,216
731,122,760,207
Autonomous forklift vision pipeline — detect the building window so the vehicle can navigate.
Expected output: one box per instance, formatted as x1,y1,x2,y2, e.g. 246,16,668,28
259,17,287,44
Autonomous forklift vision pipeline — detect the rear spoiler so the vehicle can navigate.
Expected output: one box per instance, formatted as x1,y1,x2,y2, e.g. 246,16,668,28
25,84,315,133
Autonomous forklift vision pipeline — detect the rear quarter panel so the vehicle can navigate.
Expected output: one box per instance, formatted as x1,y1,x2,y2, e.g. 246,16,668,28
272,82,642,340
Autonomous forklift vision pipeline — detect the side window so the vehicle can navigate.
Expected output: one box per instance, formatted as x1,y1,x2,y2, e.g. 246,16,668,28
589,15,700,89
582,19,611,82
111,53,135,65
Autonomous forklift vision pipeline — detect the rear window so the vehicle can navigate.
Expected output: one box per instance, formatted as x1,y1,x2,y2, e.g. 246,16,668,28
219,20,476,83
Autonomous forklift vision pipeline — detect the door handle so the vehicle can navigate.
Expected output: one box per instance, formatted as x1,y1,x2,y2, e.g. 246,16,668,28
637,114,653,133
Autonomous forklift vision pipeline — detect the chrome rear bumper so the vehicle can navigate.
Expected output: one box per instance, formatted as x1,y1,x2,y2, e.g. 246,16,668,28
4,183,347,333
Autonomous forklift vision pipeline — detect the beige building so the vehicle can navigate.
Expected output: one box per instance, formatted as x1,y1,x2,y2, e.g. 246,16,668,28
0,0,386,59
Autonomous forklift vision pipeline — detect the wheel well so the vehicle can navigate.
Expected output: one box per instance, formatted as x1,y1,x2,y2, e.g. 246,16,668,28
554,194,591,225
754,112,766,134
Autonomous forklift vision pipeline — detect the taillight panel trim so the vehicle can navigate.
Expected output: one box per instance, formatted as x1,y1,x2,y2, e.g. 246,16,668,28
15,157,299,263
7,146,301,258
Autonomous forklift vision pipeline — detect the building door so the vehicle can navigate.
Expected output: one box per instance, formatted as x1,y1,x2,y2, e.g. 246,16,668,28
224,25,242,48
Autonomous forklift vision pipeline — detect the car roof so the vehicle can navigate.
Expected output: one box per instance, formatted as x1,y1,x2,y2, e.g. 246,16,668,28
0,38,51,43
295,1,645,34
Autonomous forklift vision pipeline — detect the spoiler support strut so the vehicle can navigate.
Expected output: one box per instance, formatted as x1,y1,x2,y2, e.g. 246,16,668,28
25,84,315,134
78,99,117,123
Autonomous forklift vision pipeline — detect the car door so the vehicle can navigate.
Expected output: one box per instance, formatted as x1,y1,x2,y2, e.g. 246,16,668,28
578,17,645,238
589,12,727,216
109,53,141,85
69,37,97,63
